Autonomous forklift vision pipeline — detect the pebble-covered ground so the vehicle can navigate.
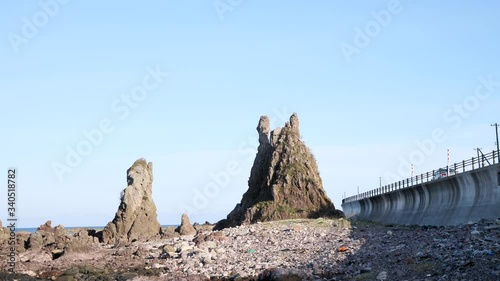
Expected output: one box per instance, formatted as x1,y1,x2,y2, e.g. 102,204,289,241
6,218,500,280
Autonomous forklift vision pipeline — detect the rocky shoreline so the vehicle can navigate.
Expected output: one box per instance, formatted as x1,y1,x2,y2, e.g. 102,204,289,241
3,113,498,280
1,217,499,280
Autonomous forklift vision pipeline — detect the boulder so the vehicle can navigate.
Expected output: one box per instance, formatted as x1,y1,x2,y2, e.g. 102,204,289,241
258,268,303,281
175,213,197,236
216,113,344,229
26,231,44,251
65,229,100,252
102,159,162,244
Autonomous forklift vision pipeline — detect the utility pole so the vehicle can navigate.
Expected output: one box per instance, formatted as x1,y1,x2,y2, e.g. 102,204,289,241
492,123,500,163
447,149,450,174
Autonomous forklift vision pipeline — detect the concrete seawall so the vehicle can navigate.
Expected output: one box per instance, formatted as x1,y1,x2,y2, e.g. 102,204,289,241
342,163,500,225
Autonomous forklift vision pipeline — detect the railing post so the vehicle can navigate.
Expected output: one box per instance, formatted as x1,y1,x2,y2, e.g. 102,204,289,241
494,150,496,164
472,157,475,169
463,160,465,172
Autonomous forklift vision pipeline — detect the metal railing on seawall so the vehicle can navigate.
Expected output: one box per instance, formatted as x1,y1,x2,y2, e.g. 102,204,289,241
343,150,500,204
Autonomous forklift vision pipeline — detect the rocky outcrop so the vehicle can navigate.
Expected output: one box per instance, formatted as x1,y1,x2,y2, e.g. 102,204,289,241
37,220,55,232
102,159,162,244
24,221,100,260
175,213,197,236
26,221,66,251
217,113,344,229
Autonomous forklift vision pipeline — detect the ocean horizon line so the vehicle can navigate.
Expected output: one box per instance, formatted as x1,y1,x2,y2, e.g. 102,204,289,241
16,225,179,233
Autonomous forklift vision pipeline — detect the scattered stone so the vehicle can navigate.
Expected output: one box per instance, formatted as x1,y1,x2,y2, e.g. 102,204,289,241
118,272,139,280
360,267,372,274
102,159,162,244
4,218,500,280
471,229,481,235
258,268,302,281
376,271,388,280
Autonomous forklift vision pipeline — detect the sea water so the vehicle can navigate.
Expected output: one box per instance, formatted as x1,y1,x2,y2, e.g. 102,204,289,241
16,225,177,233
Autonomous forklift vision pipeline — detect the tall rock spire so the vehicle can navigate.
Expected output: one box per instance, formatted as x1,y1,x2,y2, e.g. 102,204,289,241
216,113,344,229
102,159,162,244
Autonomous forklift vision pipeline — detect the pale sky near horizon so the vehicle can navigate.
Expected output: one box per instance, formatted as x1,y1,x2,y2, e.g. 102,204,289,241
1,1,499,227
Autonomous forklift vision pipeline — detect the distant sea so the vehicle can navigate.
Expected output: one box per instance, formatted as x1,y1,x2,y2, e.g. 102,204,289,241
16,225,178,233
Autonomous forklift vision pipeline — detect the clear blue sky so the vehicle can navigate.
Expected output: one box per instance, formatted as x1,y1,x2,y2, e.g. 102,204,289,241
1,1,499,227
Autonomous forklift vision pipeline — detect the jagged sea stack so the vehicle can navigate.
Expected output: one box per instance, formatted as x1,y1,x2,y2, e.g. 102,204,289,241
216,113,344,229
102,159,162,244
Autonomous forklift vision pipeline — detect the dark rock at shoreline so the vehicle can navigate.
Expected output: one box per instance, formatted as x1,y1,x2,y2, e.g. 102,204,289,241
102,159,162,244
216,113,344,229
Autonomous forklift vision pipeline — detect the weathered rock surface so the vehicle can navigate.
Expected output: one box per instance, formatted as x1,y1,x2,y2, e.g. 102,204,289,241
15,220,101,264
176,213,197,236
102,159,162,244
217,113,343,229
26,220,67,251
